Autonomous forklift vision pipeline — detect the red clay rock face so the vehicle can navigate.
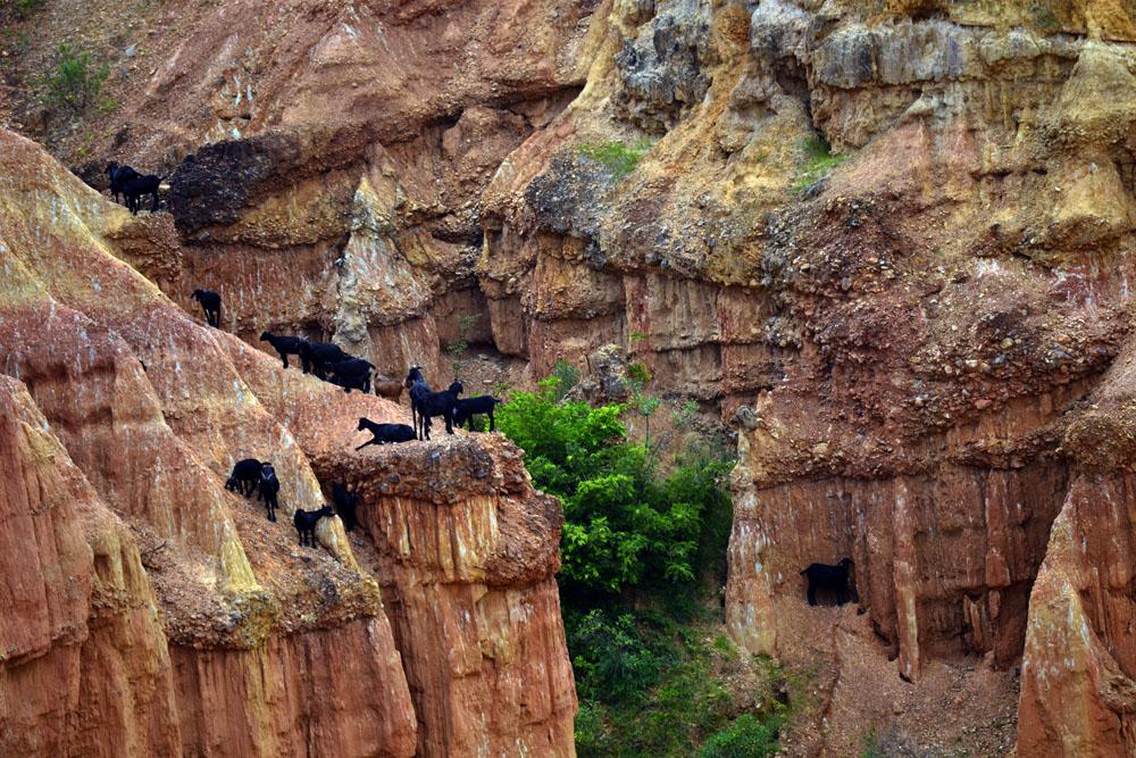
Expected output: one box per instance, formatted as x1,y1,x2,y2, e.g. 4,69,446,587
0,128,574,756
474,1,1136,752
19,0,598,385
1016,344,1136,755
309,436,575,757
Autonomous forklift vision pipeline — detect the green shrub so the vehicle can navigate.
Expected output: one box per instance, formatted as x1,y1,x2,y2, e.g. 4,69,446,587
578,138,653,180
574,701,612,758
551,360,580,400
9,0,44,20
793,134,848,195
498,370,755,755
569,610,663,704
699,713,782,758
39,43,110,115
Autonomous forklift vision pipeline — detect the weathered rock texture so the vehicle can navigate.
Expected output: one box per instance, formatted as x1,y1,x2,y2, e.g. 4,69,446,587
0,128,574,756
8,0,1136,752
471,0,1136,754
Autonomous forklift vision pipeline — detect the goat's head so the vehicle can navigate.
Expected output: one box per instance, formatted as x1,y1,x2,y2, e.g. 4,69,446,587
449,380,464,396
838,558,854,571
259,331,272,341
191,289,204,301
356,417,370,432
106,161,119,176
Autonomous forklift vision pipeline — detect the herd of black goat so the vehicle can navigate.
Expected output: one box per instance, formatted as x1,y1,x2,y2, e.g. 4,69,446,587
188,291,503,548
103,160,505,550
107,161,853,605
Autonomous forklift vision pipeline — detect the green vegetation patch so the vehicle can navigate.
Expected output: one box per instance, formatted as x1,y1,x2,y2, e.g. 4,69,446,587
577,138,654,180
38,43,110,116
793,134,848,196
496,372,788,756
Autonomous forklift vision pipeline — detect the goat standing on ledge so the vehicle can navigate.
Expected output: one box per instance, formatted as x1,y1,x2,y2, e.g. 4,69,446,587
294,505,335,548
191,289,222,328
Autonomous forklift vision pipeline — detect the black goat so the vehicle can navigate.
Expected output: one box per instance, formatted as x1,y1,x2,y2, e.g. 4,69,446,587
331,483,360,532
293,505,335,548
300,341,350,378
225,458,262,497
106,161,140,204
121,171,164,214
257,463,280,522
801,558,856,607
410,380,463,440
404,366,430,435
191,289,222,328
453,395,502,431
355,417,417,450
328,357,375,394
260,332,308,369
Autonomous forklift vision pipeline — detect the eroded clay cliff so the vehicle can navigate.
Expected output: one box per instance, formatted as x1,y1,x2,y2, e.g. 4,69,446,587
8,0,1136,753
0,128,574,756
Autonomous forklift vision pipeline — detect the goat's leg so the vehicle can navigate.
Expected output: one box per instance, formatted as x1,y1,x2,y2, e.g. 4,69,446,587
807,584,817,606
488,410,495,431
444,410,454,435
355,438,376,451
280,352,289,369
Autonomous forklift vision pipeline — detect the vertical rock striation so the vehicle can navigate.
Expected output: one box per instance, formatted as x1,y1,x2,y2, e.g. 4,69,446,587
0,126,574,755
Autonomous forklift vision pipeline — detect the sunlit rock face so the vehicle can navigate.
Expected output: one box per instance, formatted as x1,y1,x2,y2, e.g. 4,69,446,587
8,0,1136,751
0,127,574,757
476,0,1136,752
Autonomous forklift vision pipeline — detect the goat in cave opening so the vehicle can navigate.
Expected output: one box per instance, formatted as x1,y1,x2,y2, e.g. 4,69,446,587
800,558,857,606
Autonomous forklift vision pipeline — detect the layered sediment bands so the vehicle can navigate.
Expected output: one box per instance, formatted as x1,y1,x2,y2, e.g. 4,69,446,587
311,437,576,757
0,375,182,757
0,128,573,755
50,0,599,383
471,0,1136,751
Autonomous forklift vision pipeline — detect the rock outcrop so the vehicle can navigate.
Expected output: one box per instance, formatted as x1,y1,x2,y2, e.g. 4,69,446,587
8,0,1136,752
0,127,574,755
469,0,1136,753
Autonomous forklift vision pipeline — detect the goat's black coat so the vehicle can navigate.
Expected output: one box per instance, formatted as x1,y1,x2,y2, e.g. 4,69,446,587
800,558,856,606
331,483,360,532
328,357,374,394
452,396,502,431
121,172,163,214
225,458,262,497
410,380,462,440
257,463,280,522
300,341,350,378
191,289,222,328
106,162,140,204
293,505,335,547
260,332,308,369
404,367,429,433
355,417,416,449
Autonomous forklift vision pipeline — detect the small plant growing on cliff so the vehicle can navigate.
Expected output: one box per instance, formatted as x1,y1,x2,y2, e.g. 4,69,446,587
578,138,653,180
552,360,580,400
445,314,480,375
793,134,848,196
38,43,110,117
1029,2,1059,31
